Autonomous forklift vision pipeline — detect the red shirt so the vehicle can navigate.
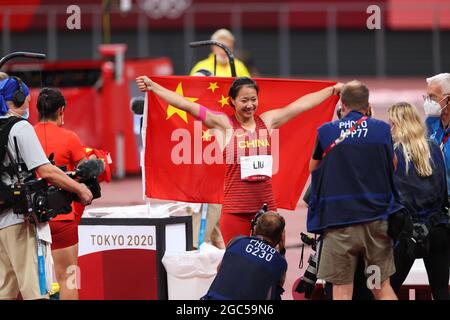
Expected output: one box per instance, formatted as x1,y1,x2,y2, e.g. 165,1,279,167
34,122,85,221
222,115,277,215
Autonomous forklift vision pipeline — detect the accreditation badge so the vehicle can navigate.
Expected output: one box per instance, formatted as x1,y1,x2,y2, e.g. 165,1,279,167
240,155,273,181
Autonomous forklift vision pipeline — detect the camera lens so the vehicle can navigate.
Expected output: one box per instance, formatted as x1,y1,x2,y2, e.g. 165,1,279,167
295,251,319,299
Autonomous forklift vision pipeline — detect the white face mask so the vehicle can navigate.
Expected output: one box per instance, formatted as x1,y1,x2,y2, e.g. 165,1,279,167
423,95,449,117
424,99,442,116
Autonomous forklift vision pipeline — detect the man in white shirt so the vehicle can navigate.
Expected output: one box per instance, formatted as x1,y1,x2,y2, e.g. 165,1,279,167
0,77,92,299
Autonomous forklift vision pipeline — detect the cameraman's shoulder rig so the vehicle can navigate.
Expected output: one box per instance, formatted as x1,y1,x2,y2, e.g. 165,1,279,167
0,116,25,211
1,117,105,223
0,117,74,222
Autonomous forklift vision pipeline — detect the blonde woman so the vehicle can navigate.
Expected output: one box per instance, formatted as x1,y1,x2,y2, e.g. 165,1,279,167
0,72,8,81
388,102,450,300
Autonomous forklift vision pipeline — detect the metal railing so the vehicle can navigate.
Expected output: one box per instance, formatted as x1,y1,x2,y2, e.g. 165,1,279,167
1,2,449,77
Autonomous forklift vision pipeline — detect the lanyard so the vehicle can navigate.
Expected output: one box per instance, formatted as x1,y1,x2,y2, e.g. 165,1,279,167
35,226,47,296
322,116,368,158
440,130,450,151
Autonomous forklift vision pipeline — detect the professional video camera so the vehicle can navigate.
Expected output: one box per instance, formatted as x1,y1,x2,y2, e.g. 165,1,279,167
294,232,322,299
0,51,103,223
9,159,104,223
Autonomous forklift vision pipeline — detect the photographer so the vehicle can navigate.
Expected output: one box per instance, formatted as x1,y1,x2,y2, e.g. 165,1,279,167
33,87,89,300
302,192,374,300
307,81,400,300
202,211,287,300
0,77,92,300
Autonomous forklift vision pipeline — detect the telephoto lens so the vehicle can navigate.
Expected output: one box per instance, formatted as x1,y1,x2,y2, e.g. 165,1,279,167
295,251,319,299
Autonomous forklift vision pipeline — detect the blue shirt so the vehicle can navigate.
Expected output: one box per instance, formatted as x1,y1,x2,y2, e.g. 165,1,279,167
425,116,450,196
394,141,448,223
202,236,287,300
307,111,403,233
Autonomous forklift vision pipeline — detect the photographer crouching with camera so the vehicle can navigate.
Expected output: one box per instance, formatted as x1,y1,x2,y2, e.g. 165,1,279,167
0,77,93,300
202,207,287,300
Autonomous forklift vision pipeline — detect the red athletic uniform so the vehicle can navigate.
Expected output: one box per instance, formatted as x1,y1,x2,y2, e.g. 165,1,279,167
220,115,277,245
34,122,85,249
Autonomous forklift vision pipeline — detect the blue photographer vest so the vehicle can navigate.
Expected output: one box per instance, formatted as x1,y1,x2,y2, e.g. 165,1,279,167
394,141,448,224
203,236,287,300
426,116,450,196
307,111,403,233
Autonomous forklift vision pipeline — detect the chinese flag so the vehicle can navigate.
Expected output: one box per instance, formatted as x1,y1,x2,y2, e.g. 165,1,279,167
144,76,338,210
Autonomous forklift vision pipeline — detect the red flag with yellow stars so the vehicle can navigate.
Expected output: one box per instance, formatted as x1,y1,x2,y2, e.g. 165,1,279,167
144,76,338,210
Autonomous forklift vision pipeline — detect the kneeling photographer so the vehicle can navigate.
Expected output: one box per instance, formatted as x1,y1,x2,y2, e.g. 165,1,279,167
202,207,287,300
0,76,93,300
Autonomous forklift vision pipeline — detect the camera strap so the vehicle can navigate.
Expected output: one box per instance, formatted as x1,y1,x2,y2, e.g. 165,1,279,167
0,117,24,172
35,226,47,296
299,244,306,269
298,234,323,270
316,236,324,268
5,135,27,184
322,115,368,158
5,147,20,180
440,129,450,151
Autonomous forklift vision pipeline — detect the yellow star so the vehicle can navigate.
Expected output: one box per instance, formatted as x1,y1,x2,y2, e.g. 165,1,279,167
202,129,213,141
218,95,230,108
166,82,198,123
208,82,219,93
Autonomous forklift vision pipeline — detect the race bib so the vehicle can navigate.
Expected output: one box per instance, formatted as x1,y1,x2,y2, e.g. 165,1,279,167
240,155,273,181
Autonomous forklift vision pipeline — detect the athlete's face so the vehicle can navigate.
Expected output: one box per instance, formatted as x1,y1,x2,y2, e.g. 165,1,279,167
232,86,258,120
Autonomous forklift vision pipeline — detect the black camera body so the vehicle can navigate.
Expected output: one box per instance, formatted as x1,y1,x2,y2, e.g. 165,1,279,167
404,222,431,259
10,179,72,222
300,232,318,251
295,232,322,299
10,160,103,223
250,203,268,235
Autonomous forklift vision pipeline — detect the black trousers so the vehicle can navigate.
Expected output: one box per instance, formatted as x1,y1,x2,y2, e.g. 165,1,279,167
390,226,450,300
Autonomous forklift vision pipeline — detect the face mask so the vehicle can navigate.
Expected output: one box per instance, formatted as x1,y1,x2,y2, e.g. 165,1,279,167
21,108,29,120
423,99,442,117
423,95,450,117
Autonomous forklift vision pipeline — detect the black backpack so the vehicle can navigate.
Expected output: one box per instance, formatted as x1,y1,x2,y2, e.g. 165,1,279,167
0,116,24,211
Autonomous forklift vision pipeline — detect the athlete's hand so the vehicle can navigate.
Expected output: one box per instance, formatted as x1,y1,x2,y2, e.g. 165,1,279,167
136,76,154,92
332,83,345,95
